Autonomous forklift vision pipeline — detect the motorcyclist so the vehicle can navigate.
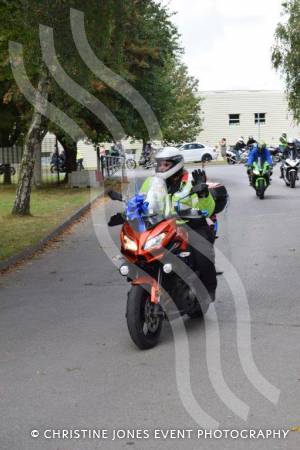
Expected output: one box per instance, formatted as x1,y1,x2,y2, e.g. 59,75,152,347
280,138,299,179
140,147,218,302
246,142,273,185
279,132,288,149
76,148,84,171
234,137,246,160
247,136,257,146
51,149,65,171
235,137,246,151
110,144,120,157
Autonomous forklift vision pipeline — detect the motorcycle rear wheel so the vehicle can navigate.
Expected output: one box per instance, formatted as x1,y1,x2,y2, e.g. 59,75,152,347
126,159,136,170
126,285,163,350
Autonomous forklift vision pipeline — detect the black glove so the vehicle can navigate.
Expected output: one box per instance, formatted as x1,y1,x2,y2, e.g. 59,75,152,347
191,183,209,198
191,169,207,185
191,169,209,198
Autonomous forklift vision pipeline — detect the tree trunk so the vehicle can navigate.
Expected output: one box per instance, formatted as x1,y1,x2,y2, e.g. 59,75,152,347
33,128,47,187
65,141,77,173
56,133,77,183
12,69,49,215
142,140,147,153
96,146,100,172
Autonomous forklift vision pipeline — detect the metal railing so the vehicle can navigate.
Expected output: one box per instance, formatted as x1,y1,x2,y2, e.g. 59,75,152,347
0,146,23,184
1,147,126,186
100,155,123,178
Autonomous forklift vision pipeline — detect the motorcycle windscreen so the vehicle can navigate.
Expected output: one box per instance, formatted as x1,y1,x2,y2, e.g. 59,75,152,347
143,176,171,219
125,176,171,232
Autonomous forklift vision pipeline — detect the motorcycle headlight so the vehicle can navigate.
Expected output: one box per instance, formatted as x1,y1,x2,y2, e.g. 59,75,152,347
144,232,166,250
123,235,138,251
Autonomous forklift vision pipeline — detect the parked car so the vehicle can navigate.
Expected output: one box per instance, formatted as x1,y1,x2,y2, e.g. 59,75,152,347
178,143,218,163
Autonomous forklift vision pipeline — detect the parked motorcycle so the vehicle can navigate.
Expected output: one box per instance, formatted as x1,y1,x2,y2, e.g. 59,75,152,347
125,154,137,170
138,153,146,167
139,146,157,169
108,176,227,349
50,155,84,173
281,149,300,188
139,154,155,169
0,163,16,176
226,147,249,165
50,154,66,173
50,162,66,173
250,159,271,199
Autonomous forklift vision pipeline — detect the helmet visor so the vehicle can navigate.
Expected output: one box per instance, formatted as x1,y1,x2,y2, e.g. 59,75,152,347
155,154,183,174
156,159,174,173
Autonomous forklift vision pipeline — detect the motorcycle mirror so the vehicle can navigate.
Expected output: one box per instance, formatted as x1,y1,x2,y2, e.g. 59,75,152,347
107,190,123,201
108,213,125,227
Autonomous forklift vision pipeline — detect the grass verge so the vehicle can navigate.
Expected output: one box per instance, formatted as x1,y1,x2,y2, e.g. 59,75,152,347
0,185,100,262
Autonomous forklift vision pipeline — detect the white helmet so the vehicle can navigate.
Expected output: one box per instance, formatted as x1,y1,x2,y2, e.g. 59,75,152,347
155,147,184,180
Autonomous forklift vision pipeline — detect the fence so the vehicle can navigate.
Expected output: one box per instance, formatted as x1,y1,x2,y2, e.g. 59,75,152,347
1,146,125,186
100,155,124,178
0,145,67,185
0,146,22,185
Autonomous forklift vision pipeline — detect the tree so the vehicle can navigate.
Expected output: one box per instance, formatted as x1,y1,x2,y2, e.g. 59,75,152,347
0,82,24,146
272,0,300,122
112,1,202,145
0,0,127,214
0,0,202,214
160,62,202,144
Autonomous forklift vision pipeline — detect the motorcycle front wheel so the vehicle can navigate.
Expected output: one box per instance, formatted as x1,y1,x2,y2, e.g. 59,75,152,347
290,171,296,188
126,285,163,350
256,179,265,199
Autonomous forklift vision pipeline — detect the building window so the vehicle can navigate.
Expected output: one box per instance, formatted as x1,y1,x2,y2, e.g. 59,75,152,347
229,114,240,125
255,113,266,124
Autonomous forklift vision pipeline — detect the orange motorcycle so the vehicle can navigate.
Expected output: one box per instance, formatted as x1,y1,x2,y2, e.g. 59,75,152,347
108,177,226,350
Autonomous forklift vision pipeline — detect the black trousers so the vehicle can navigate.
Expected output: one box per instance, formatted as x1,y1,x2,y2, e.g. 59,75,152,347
184,222,217,298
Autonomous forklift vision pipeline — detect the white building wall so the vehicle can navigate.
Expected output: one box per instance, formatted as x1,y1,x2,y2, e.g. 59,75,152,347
198,90,300,147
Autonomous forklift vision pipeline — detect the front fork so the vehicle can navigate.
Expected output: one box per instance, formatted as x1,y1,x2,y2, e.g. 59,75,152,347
132,268,162,305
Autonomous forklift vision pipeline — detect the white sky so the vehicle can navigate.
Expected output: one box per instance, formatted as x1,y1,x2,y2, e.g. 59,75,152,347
163,0,285,90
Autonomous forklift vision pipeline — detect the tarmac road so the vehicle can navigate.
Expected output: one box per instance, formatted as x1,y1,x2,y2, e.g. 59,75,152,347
0,164,300,450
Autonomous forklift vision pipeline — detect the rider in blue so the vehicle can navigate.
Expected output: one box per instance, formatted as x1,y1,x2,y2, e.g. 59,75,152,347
246,142,273,185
